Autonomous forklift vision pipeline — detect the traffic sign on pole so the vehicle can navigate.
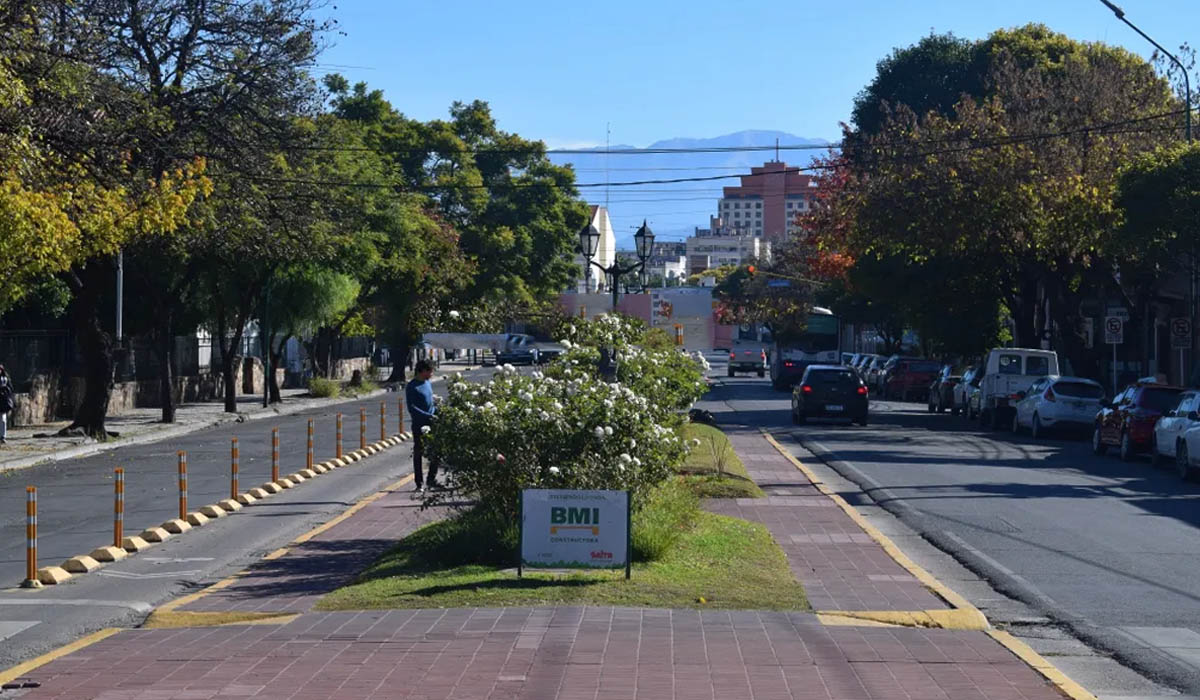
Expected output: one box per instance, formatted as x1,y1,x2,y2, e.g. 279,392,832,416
1104,316,1123,345
1171,318,1192,349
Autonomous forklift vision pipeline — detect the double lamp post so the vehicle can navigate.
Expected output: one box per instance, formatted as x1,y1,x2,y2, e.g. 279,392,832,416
579,219,656,311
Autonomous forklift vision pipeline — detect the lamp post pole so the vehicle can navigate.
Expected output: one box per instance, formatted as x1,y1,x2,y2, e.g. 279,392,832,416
579,220,656,312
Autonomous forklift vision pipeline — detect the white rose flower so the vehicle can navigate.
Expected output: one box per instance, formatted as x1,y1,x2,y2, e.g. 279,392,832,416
619,453,632,464
632,457,642,467
629,438,637,448
603,399,614,409
604,426,613,437
421,425,431,434
549,466,561,475
539,410,550,421
448,310,461,319
594,427,606,439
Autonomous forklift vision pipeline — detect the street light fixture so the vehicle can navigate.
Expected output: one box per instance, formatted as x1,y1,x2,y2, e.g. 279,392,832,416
579,219,655,310
1098,0,1192,142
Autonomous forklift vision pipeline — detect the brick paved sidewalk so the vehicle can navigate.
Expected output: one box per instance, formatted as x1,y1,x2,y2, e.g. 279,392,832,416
16,607,1064,700
704,427,948,612
2,414,1074,698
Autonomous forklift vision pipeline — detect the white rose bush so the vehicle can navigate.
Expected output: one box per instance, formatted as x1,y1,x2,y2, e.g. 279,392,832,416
426,313,709,528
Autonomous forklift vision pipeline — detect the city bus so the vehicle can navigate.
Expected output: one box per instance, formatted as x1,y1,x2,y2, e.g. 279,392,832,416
768,307,842,390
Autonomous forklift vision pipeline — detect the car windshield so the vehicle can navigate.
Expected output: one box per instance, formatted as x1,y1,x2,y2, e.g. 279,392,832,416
1139,388,1184,412
1053,382,1103,399
808,370,857,386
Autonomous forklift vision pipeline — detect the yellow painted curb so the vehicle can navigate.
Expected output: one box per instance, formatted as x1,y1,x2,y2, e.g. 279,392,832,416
235,493,257,506
298,469,316,479
312,464,328,474
761,430,979,612
248,487,270,499
0,628,121,685
216,498,242,512
988,630,1098,700
261,482,283,494
816,609,988,630
185,511,210,526
143,610,300,629
35,566,71,585
288,473,307,483
275,478,295,489
816,613,903,628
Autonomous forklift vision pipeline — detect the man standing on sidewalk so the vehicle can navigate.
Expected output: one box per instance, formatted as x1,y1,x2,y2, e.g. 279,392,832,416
0,365,11,445
406,360,439,493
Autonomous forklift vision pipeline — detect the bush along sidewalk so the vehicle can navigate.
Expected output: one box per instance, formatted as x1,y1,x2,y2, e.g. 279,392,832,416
318,313,805,612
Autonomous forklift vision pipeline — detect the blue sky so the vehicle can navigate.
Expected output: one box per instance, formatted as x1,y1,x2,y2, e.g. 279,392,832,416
318,1,1195,240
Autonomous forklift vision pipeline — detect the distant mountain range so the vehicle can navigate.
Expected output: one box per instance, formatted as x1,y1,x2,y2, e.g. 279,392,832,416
548,130,833,246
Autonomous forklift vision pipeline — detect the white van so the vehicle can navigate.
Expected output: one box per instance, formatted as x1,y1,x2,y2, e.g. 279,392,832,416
977,347,1059,430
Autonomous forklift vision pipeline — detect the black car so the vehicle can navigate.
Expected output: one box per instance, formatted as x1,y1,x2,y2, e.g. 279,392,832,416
791,364,869,426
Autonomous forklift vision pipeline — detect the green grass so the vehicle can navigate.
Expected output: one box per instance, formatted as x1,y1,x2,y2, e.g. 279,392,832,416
308,377,341,398
344,379,380,396
678,423,764,499
317,483,806,612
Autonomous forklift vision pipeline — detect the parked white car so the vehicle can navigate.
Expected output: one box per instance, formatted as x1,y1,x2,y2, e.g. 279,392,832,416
1011,376,1104,438
1154,391,1200,476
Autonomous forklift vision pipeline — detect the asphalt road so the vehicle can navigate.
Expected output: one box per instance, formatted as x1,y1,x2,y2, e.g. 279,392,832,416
0,366,493,670
712,372,1200,695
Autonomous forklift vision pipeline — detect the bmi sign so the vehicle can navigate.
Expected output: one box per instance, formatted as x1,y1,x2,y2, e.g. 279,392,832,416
520,489,631,577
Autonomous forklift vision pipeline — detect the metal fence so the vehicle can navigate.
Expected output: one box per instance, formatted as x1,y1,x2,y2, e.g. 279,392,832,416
0,331,69,392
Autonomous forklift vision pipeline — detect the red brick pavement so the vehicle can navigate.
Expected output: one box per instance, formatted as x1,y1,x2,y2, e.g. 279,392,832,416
17,607,1064,699
179,486,447,615
706,430,948,612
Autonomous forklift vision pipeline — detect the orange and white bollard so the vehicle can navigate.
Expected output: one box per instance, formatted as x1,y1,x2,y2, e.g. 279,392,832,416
271,428,280,483
114,468,124,548
398,397,405,435
178,451,188,520
359,407,366,449
380,402,386,441
230,438,239,500
306,419,314,470
336,413,343,459
23,487,37,587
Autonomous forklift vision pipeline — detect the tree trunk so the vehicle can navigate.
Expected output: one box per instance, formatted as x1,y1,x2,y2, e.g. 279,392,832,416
64,268,114,438
268,332,288,404
159,311,176,423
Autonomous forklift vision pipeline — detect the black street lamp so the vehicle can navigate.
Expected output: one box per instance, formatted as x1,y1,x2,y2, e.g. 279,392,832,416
580,219,655,310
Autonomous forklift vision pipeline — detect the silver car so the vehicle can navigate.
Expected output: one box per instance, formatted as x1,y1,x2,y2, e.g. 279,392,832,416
1012,376,1105,438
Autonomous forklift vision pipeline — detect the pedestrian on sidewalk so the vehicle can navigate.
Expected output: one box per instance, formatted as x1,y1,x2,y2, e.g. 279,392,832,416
0,365,13,445
406,359,440,493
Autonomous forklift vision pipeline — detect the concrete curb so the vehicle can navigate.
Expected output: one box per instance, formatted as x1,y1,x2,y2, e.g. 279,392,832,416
28,431,412,589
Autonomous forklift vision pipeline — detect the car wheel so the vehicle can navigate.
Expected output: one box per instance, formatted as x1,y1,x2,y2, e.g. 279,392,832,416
1178,442,1192,480
927,398,935,413
951,404,960,417
757,369,765,378
856,415,868,427
795,411,806,425
937,397,946,414
791,406,799,425
990,408,1005,431
1031,414,1043,440
1150,440,1163,467
728,367,735,378
1119,431,1136,462
1011,412,1021,434
1092,427,1108,455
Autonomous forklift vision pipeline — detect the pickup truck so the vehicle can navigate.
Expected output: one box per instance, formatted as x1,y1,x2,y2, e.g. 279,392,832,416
976,347,1059,430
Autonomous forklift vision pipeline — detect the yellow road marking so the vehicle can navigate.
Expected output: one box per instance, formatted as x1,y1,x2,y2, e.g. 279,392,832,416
0,628,120,685
816,609,988,630
988,630,1098,700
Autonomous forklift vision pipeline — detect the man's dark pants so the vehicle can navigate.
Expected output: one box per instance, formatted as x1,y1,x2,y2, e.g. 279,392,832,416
412,425,439,487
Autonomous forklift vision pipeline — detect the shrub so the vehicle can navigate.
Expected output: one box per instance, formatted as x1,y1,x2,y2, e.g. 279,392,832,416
345,380,379,397
308,377,341,398
427,366,689,521
632,477,700,561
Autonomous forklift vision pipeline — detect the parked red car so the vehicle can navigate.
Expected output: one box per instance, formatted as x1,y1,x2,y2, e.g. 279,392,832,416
1093,381,1186,461
882,359,940,402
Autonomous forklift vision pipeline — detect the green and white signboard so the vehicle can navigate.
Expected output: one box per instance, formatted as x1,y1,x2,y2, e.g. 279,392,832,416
519,489,631,578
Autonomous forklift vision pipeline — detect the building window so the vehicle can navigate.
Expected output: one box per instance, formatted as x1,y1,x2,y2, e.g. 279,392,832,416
734,202,741,209
787,202,793,209
756,202,762,209
756,212,761,218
